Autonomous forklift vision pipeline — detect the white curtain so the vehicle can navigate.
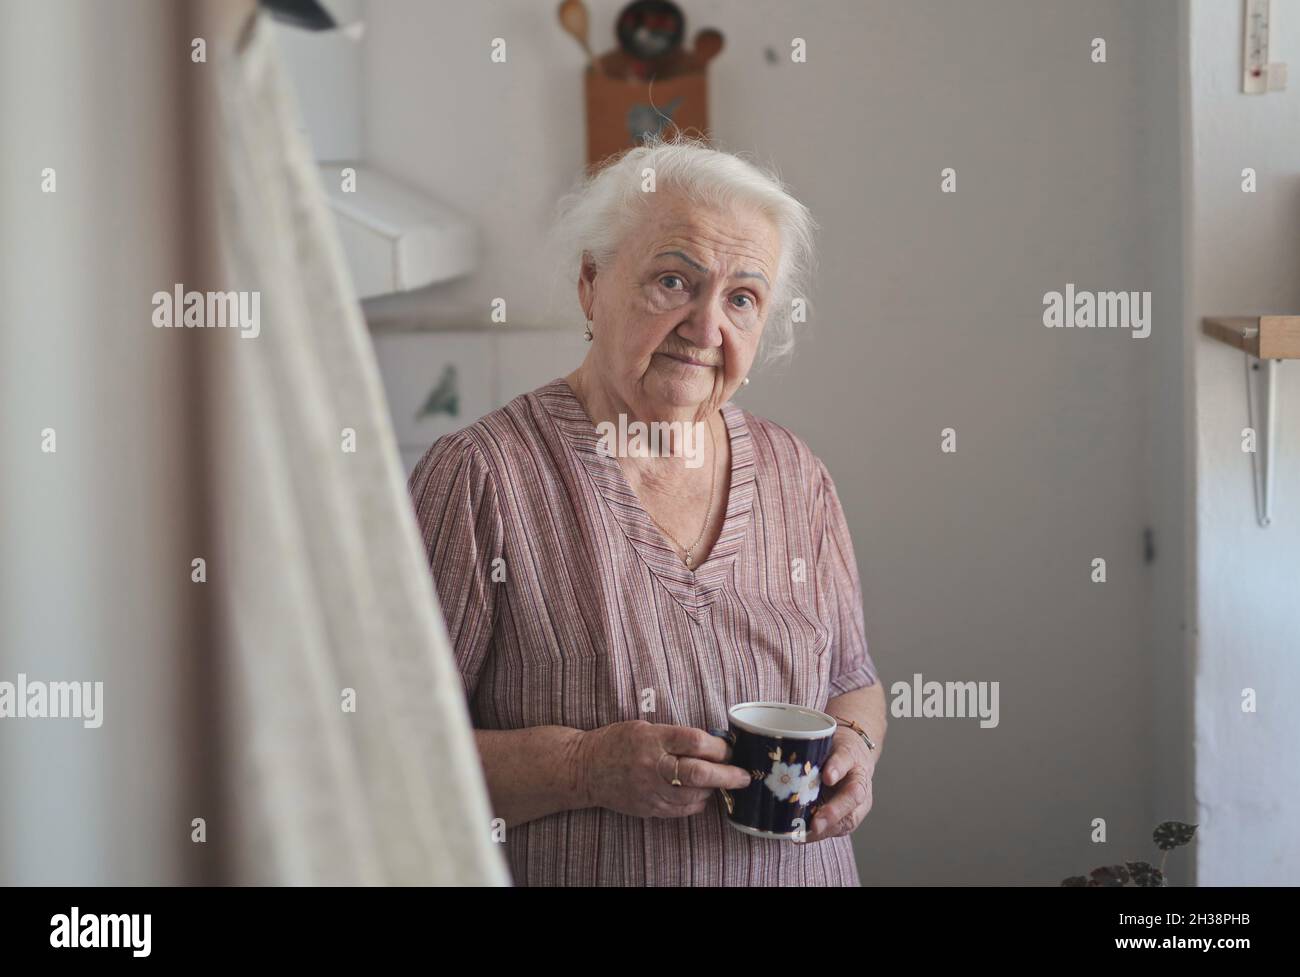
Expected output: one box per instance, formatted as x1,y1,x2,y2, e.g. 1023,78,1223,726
1,0,200,885
206,8,508,885
0,0,503,887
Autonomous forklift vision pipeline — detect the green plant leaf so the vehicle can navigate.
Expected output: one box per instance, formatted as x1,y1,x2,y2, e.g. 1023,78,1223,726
1125,861,1165,887
1153,821,1197,851
1088,864,1130,886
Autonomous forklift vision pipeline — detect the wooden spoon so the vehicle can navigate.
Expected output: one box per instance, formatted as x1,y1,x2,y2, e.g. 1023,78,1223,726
557,0,595,69
693,28,724,70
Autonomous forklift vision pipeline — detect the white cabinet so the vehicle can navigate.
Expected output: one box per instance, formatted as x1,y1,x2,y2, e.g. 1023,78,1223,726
319,164,478,299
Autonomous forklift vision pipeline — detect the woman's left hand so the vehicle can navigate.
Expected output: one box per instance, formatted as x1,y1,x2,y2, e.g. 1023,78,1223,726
804,726,876,843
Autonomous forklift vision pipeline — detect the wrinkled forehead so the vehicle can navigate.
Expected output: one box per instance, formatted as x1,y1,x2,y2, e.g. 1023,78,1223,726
627,192,782,277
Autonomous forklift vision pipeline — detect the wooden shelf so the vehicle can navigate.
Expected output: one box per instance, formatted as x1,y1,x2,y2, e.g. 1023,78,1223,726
1202,316,1300,359
1202,316,1295,528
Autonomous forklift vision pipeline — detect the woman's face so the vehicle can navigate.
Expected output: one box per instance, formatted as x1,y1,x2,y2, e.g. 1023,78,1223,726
578,188,781,420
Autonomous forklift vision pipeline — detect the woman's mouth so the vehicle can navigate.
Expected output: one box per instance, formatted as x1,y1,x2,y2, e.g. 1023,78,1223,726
658,351,715,369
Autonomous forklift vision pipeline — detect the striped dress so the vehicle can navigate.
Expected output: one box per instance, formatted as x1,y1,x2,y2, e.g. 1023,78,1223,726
409,377,879,886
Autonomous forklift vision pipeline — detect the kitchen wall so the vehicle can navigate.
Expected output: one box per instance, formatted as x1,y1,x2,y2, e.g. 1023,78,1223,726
1185,0,1300,886
1,0,208,884
355,0,1194,884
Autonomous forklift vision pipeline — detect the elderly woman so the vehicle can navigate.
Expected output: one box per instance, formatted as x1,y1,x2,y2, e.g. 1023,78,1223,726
409,136,886,886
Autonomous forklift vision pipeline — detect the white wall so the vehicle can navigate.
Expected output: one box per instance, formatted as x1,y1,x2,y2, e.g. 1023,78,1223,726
270,0,365,160
1186,0,1300,885
1143,0,1194,883
0,0,208,884
358,0,1191,884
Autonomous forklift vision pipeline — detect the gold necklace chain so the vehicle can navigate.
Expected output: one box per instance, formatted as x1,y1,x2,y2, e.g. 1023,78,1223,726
645,416,718,569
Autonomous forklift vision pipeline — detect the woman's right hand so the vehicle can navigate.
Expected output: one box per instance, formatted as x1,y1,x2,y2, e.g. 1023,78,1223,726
577,720,753,819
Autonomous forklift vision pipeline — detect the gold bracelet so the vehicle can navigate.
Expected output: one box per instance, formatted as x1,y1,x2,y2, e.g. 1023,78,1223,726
832,715,876,752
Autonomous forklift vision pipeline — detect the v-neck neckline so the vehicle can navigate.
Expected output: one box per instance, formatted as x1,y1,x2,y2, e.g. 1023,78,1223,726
536,376,756,613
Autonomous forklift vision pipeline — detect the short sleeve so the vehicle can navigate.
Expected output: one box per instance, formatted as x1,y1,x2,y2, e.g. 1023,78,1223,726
408,432,504,705
811,458,879,695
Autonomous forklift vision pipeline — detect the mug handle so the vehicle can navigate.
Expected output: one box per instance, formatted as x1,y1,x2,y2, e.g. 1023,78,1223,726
707,727,738,815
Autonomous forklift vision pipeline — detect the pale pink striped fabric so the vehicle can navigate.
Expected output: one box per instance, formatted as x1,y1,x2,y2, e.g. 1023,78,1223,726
409,377,879,886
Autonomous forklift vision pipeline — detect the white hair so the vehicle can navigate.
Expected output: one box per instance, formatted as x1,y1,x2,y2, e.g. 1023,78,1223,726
547,133,818,367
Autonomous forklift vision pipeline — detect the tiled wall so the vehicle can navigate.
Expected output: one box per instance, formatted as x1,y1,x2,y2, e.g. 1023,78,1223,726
372,328,584,475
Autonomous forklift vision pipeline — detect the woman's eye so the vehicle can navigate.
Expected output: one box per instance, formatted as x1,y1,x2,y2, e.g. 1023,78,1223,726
660,274,685,290
732,293,755,310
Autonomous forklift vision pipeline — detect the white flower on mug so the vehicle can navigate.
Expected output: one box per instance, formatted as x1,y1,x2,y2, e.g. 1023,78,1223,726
764,761,804,801
799,765,821,804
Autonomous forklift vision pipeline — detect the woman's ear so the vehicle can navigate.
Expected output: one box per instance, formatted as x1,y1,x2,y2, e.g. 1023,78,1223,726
578,251,598,314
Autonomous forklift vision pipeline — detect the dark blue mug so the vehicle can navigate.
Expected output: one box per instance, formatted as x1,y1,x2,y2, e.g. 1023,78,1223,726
709,702,837,840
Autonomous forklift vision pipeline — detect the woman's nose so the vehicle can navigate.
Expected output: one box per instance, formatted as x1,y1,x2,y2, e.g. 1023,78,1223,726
675,299,727,348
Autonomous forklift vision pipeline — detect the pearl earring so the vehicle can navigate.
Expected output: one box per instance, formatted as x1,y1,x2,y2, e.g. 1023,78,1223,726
742,376,750,385
583,319,593,342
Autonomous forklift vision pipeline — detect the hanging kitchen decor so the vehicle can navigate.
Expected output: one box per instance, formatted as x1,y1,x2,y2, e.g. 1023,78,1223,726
558,0,725,171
